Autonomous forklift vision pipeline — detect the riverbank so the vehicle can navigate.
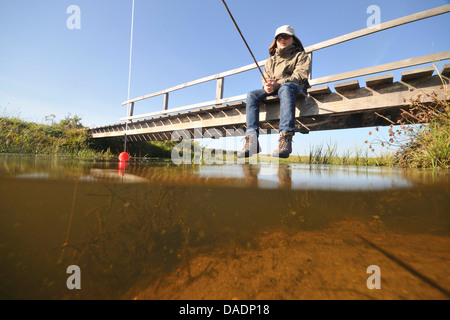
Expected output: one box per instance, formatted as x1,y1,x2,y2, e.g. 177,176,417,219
0,115,177,159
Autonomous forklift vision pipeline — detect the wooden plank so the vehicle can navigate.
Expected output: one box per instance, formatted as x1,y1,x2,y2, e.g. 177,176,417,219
366,74,394,87
305,5,450,52
440,63,450,76
167,112,181,119
265,95,280,103
190,108,212,115
179,110,195,116
310,51,450,87
264,92,306,102
308,85,331,96
200,106,216,113
401,66,435,81
229,101,246,108
334,80,360,93
215,104,233,111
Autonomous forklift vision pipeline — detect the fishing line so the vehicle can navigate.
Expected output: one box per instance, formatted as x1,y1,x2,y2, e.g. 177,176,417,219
124,0,135,153
220,0,267,83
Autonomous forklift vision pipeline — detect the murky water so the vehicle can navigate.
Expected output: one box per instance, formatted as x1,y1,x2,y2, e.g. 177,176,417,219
0,154,449,300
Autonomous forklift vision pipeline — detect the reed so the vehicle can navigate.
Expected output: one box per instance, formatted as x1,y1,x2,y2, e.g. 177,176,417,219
302,142,393,167
308,142,339,165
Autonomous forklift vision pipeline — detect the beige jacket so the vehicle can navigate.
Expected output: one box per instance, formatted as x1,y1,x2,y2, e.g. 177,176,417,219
262,45,311,89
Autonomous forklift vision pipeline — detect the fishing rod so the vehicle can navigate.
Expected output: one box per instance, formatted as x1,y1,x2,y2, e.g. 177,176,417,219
221,0,267,83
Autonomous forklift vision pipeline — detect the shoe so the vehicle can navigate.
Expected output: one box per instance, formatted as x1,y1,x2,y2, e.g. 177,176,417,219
272,132,294,158
237,134,261,158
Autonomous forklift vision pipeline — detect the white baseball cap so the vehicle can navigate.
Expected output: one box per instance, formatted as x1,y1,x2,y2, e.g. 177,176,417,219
274,25,295,38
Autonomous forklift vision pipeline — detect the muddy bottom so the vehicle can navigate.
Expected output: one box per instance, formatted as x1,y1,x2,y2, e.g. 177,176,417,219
126,220,449,300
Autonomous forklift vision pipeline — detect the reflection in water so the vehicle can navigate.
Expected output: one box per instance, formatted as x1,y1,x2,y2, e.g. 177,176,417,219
0,154,441,190
0,155,449,300
234,164,413,190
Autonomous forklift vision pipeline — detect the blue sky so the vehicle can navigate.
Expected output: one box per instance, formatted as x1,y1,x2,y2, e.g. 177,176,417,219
0,0,449,156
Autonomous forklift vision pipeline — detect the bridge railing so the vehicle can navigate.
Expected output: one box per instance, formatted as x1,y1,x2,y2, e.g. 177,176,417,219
120,5,450,122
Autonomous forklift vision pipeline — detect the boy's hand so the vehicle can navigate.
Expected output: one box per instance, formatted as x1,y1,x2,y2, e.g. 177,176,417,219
264,79,280,94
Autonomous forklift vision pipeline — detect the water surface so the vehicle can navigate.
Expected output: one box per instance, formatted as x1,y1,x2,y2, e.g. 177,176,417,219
1,154,449,299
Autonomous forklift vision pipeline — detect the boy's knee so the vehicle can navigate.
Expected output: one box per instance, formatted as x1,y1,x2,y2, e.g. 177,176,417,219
247,89,266,102
247,90,259,100
278,83,294,95
279,83,303,95
247,91,256,100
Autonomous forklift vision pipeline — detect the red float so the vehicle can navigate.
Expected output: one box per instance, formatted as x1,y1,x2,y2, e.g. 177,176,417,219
118,152,130,162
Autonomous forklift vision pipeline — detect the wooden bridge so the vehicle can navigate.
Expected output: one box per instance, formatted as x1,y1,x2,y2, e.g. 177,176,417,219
88,5,450,142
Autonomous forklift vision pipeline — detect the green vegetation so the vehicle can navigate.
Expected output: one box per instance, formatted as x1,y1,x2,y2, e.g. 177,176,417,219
238,148,396,167
0,114,177,159
304,143,396,167
0,114,101,156
367,89,449,169
395,94,449,168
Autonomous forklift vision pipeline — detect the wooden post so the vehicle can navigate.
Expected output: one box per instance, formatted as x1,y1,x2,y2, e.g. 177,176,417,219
308,52,313,81
216,77,224,102
163,93,169,110
127,102,134,119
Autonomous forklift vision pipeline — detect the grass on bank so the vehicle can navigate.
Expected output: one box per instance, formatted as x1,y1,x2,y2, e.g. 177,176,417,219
195,143,397,167
366,87,449,169
0,114,178,159
0,115,103,157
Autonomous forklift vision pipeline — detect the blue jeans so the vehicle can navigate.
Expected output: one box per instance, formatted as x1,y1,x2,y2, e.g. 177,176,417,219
245,82,305,136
